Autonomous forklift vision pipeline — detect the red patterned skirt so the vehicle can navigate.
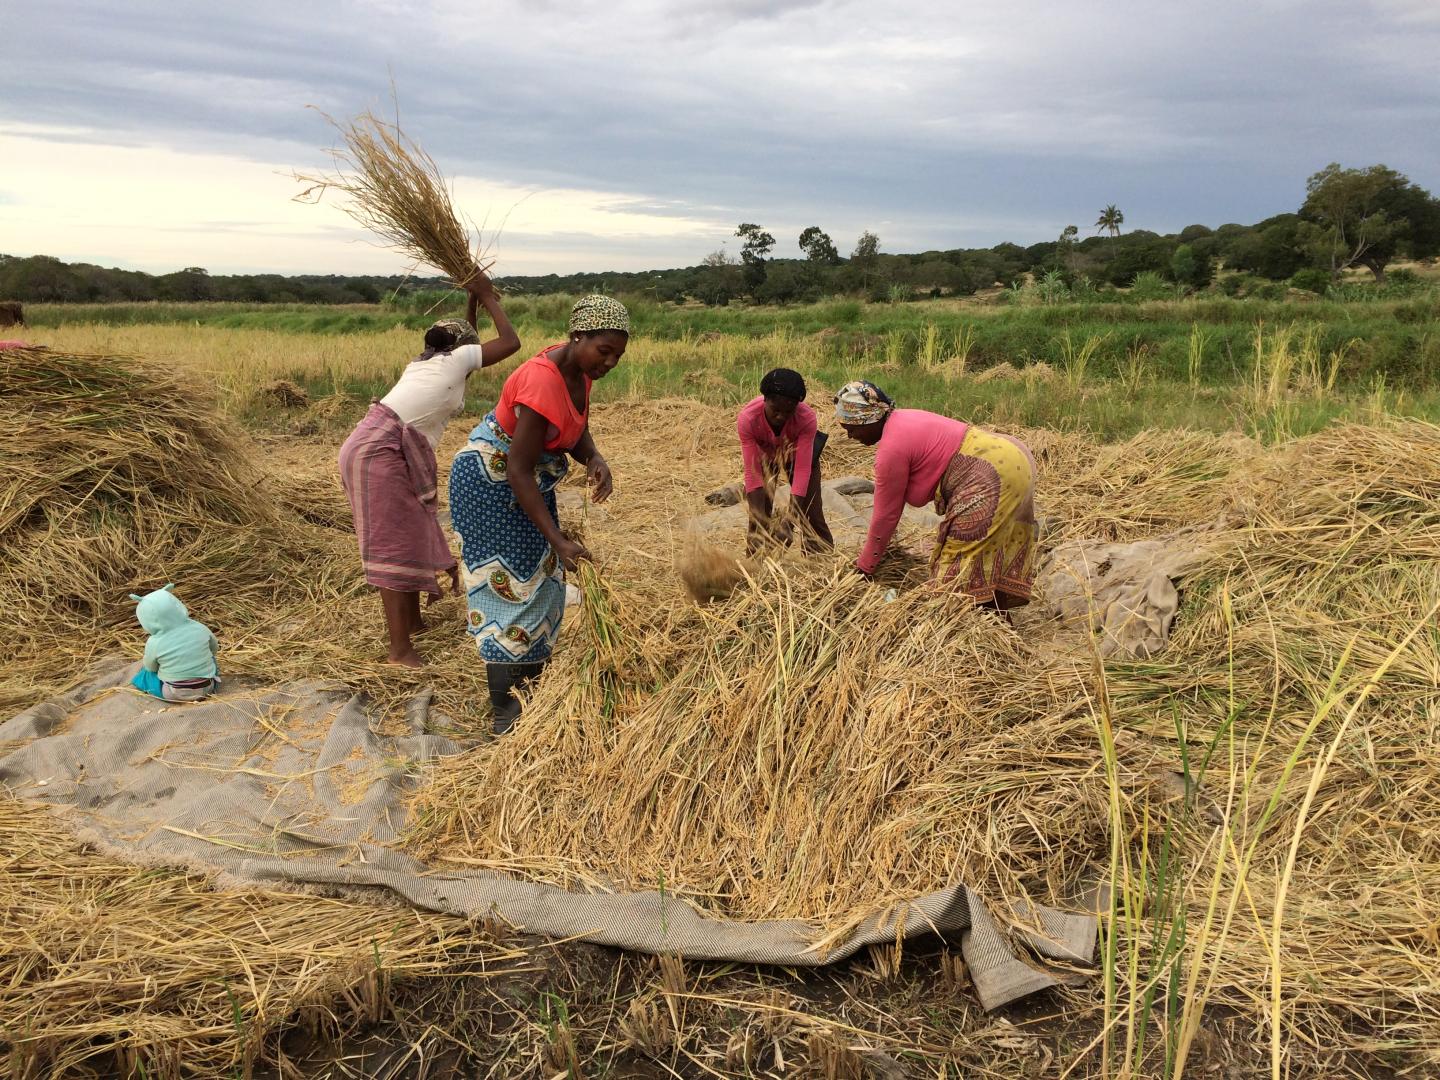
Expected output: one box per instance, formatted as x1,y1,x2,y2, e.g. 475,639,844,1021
338,403,456,596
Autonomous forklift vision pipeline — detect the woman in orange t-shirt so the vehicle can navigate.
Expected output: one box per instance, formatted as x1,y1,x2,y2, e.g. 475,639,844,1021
449,295,628,733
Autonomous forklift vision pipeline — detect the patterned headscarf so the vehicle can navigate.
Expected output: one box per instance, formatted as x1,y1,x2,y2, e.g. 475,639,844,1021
569,295,630,336
834,380,894,425
420,319,480,360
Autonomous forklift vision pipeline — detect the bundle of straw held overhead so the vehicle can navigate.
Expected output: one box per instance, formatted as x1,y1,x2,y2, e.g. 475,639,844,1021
295,108,488,285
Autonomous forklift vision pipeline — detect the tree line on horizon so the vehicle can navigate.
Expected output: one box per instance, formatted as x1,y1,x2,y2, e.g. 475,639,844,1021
3,163,1436,308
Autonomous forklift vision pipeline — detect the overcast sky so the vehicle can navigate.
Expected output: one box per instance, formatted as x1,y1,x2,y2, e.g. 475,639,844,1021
3,0,1438,276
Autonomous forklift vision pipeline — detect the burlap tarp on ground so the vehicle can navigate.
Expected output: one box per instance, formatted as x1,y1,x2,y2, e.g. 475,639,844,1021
1038,536,1209,659
698,475,1205,661
0,661,1095,1011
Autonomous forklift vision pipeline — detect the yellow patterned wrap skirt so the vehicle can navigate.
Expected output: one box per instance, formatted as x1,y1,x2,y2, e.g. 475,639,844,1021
929,427,1038,604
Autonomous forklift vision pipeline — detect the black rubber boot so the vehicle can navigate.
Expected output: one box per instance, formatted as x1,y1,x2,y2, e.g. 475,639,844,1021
486,661,546,736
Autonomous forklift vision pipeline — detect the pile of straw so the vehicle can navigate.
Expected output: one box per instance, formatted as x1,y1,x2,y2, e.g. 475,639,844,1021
0,797,529,1076
0,350,304,703
295,109,487,284
0,347,420,715
1099,422,1440,1057
411,556,1106,923
4,364,1437,1072
407,414,1439,1069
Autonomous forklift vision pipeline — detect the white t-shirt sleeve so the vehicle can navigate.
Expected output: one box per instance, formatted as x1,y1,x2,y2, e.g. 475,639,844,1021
451,343,485,374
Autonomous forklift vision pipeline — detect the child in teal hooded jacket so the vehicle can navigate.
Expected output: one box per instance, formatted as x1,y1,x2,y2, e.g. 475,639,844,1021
129,585,221,702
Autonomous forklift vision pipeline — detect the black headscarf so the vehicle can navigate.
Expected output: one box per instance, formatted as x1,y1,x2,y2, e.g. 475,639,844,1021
759,367,807,402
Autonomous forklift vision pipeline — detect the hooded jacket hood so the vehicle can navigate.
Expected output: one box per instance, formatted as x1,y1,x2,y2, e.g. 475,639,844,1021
132,585,190,633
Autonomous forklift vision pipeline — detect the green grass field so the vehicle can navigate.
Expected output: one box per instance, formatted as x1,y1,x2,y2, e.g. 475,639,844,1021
24,290,1440,441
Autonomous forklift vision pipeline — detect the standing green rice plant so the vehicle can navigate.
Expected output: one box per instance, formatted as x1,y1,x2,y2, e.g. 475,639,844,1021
920,323,942,371
1079,667,1195,1080
1186,324,1209,391
1418,331,1439,383
1119,343,1152,397
1163,595,1429,1079
1060,331,1108,389
1087,659,1131,1079
1323,337,1354,397
1293,324,1349,400
538,992,580,1077
1264,606,1437,1078
1294,324,1322,395
929,324,979,383
951,324,977,375
1246,322,1297,421
1077,587,1262,1080
1365,371,1389,421
770,324,793,361
1075,575,1410,1080
884,329,907,367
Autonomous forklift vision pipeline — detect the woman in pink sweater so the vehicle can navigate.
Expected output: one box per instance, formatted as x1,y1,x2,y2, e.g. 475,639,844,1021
736,368,833,554
834,380,1037,609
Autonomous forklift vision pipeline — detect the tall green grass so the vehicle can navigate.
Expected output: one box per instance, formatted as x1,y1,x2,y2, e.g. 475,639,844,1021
35,319,1440,444
24,293,1440,388
1083,579,1440,1079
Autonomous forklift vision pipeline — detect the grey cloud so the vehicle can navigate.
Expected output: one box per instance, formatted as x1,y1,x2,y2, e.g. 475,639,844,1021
6,0,1439,271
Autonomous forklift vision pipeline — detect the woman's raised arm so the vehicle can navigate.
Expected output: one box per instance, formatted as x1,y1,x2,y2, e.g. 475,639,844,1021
463,272,521,366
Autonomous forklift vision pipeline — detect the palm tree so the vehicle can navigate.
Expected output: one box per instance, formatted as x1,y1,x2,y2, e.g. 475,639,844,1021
1095,204,1125,245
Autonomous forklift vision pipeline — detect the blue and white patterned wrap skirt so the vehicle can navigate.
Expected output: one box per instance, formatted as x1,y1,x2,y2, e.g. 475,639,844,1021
449,413,570,662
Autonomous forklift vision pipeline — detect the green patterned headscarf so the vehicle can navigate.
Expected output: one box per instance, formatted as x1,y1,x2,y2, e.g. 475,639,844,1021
420,318,480,359
569,295,630,336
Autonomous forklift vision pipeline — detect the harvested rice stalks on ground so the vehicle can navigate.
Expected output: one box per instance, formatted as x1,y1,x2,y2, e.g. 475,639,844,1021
676,540,753,603
0,347,468,720
404,419,1440,1073
6,352,1439,1075
0,797,530,1077
410,562,1105,922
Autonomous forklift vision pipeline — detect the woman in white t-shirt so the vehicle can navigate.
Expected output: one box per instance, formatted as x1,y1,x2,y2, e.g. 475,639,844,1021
339,273,519,667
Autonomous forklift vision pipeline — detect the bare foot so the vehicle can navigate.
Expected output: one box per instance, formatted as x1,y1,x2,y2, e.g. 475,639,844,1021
386,651,424,669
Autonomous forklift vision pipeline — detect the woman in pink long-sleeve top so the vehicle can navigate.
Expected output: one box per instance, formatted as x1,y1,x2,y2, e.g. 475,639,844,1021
736,368,833,554
834,380,1037,610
